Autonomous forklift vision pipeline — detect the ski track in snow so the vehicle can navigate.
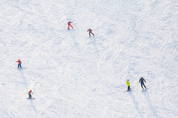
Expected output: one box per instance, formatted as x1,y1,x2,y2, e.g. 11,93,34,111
0,0,178,118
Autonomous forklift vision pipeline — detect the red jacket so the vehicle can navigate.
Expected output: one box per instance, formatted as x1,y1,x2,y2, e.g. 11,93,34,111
16,60,21,64
28,91,32,95
68,22,72,25
87,29,92,32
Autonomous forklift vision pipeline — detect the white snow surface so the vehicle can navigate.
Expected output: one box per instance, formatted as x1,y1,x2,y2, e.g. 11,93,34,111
0,0,178,118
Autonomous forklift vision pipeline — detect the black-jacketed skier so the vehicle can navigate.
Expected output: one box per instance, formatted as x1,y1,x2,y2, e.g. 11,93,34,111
139,77,146,90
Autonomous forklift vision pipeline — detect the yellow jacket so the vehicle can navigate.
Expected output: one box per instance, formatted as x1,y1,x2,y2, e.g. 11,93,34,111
126,80,130,86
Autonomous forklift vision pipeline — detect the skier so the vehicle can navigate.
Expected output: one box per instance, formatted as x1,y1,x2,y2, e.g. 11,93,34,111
16,59,22,68
67,21,73,30
126,79,131,91
87,28,94,37
139,77,146,90
28,90,33,99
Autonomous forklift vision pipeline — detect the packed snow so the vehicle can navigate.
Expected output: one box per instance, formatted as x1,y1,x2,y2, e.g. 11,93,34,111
0,0,178,118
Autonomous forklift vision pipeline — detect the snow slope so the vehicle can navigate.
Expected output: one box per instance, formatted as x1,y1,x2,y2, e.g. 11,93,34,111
0,0,178,118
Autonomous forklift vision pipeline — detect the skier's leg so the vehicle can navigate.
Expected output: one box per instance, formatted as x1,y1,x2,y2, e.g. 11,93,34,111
68,25,70,29
91,32,94,36
70,25,73,28
89,32,91,37
141,84,144,89
19,64,22,68
143,84,146,89
127,86,130,91
18,64,20,68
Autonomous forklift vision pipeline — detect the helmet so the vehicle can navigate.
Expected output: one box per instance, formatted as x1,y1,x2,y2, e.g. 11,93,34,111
127,79,129,81
18,59,20,61
30,90,32,92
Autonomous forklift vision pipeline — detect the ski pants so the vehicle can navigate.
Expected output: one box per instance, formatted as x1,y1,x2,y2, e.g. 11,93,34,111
29,94,32,98
18,64,21,68
89,32,94,36
128,86,130,91
68,24,73,29
141,83,146,89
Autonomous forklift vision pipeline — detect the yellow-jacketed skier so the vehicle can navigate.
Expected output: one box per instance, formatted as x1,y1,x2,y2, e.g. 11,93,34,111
126,79,130,91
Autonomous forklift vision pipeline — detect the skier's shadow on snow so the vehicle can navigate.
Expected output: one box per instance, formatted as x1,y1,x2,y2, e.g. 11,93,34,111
19,69,27,88
30,100,37,113
68,30,81,52
143,91,158,118
128,92,143,118
91,37,99,58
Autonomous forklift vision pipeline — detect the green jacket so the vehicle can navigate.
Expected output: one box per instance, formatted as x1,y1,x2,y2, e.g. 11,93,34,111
126,80,130,86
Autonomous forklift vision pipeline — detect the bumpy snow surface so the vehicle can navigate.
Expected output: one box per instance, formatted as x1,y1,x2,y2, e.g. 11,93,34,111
0,0,178,118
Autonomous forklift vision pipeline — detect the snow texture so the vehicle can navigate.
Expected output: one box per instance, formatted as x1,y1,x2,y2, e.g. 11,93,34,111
0,0,178,118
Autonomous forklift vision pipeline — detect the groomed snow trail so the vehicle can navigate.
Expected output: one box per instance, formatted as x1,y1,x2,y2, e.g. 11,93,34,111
0,0,178,118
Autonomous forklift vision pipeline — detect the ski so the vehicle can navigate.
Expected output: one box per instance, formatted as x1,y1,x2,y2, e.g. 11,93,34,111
27,98,35,100
142,88,147,92
17,67,25,70
126,88,134,92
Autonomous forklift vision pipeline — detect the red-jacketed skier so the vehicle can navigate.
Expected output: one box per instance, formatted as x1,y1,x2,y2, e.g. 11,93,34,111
28,90,33,99
87,28,94,37
16,59,22,68
68,21,73,30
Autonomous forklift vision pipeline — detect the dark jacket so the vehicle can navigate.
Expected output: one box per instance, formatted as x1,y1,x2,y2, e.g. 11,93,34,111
139,78,146,84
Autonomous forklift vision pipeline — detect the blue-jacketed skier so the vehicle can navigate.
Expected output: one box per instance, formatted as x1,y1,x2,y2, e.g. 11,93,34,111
139,77,146,90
